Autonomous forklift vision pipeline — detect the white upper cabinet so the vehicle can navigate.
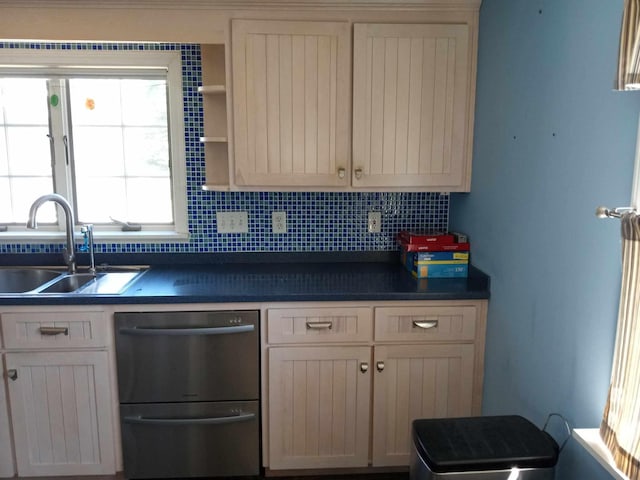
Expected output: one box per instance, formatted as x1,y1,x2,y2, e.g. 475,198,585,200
231,20,352,187
352,23,473,191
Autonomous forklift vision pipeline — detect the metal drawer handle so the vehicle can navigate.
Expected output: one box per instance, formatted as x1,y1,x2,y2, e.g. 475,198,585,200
360,362,369,373
376,361,385,372
7,369,18,381
39,326,69,336
412,320,438,330
119,324,254,336
354,168,363,180
338,167,346,178
306,321,333,330
123,412,255,426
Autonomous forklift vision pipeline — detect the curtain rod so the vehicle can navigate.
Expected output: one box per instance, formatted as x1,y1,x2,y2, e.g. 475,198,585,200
596,206,636,218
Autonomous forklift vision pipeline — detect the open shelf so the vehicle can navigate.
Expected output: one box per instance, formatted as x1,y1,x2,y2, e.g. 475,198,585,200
199,43,230,190
198,85,226,94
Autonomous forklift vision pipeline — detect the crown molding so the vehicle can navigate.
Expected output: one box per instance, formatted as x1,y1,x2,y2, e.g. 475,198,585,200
0,0,482,11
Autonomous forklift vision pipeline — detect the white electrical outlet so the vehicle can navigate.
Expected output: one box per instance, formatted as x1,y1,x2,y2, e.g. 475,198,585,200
272,211,287,234
368,211,381,233
216,211,248,233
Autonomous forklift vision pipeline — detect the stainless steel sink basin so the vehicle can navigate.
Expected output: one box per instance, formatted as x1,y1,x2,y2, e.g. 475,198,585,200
38,273,97,293
0,266,147,295
0,268,64,293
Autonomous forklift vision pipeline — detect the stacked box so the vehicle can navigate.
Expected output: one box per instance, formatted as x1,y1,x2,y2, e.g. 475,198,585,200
402,251,469,278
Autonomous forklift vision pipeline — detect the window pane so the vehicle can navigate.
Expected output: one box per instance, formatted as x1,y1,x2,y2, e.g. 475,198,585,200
69,78,124,126
75,177,127,223
6,126,51,176
0,78,49,125
0,177,56,224
0,77,54,224
121,79,168,126
123,127,169,176
0,127,7,176
69,77,173,225
73,126,125,177
126,178,173,223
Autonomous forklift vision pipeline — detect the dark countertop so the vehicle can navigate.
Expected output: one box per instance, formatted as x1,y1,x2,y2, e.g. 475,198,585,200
0,252,490,306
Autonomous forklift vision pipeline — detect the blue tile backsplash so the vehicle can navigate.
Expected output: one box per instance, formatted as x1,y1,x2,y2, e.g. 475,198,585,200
1,42,449,255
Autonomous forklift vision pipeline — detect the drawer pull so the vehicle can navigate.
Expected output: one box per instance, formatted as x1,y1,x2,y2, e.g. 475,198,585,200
7,369,18,381
306,321,333,330
376,361,385,372
123,412,255,426
360,362,369,374
39,326,69,336
412,320,438,330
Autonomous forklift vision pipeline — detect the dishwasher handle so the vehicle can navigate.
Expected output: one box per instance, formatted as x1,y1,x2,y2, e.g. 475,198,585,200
123,412,256,426
118,324,255,336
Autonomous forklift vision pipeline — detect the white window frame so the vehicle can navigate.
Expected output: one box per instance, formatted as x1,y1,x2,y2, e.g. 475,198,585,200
0,48,188,243
631,115,640,211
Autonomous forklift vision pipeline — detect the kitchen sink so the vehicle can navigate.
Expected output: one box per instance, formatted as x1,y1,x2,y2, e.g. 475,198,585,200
38,273,98,293
0,266,147,295
0,268,64,293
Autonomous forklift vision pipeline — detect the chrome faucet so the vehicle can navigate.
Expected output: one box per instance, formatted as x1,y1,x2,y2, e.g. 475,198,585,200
27,194,77,274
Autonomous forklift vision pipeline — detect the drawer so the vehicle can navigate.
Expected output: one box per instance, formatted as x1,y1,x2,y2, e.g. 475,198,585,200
1,310,108,349
374,305,477,342
267,307,372,344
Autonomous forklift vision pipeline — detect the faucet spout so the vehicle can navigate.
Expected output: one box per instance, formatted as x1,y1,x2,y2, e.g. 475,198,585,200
27,194,77,274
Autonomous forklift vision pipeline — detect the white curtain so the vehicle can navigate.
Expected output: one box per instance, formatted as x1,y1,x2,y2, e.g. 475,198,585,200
601,212,640,479
617,0,640,90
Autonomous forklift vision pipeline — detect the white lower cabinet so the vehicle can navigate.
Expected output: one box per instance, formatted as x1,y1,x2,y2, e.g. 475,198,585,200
0,365,14,478
268,346,371,469
265,301,487,471
0,308,116,477
371,343,475,466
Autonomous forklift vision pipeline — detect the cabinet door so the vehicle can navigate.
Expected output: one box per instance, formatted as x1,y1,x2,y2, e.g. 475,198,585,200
232,20,351,187
0,357,14,478
352,23,472,190
371,344,474,466
268,346,370,469
5,351,115,476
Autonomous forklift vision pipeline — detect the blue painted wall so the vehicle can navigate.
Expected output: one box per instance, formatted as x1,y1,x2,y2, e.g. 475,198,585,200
451,0,640,478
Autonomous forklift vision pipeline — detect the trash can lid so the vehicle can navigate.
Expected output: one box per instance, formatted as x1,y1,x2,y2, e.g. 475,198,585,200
412,415,559,473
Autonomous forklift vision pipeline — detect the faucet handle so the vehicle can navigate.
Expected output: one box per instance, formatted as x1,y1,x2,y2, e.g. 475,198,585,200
79,224,92,252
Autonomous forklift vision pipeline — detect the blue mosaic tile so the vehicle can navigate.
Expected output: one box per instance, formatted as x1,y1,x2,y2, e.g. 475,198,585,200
0,41,449,255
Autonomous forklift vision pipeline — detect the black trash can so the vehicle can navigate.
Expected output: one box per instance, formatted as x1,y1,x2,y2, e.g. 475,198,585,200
410,416,559,480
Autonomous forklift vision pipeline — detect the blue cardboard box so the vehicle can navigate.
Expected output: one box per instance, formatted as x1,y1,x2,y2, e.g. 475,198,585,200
401,251,469,278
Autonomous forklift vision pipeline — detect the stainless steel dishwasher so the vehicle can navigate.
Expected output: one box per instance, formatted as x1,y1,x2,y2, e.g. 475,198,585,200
114,310,260,479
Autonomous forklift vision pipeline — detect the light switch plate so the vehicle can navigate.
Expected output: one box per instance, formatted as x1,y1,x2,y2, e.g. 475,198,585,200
216,211,248,233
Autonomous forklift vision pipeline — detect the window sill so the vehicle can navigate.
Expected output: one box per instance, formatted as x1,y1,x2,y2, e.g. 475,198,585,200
0,230,190,244
573,428,629,480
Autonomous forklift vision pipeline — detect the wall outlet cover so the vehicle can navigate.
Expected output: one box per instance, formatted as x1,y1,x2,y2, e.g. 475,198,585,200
272,211,287,234
368,211,382,233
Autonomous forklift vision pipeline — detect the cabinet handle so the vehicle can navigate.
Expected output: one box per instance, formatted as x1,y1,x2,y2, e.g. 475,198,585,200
337,167,346,179
7,369,17,381
360,363,369,373
39,326,69,336
376,361,385,372
354,168,363,180
306,321,333,330
412,320,438,330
